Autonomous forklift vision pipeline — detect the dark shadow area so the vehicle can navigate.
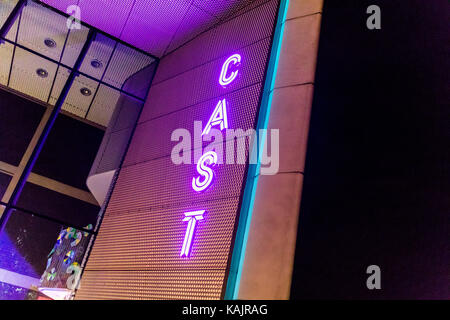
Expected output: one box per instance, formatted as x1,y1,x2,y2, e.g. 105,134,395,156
291,0,449,299
17,182,99,226
0,173,12,199
0,89,45,166
33,113,104,191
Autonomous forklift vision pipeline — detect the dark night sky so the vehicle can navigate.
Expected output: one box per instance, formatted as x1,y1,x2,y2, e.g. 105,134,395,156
290,0,449,299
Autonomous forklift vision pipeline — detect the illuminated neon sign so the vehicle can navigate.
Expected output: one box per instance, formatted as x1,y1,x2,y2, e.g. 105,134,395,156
201,99,229,136
192,151,218,192
219,54,241,87
180,210,206,257
180,54,241,258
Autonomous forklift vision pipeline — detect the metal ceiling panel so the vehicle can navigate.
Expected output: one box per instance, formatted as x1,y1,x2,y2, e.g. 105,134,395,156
86,84,120,127
77,0,134,39
120,0,191,56
102,43,153,89
2,0,257,129
48,67,69,105
1,1,155,128
78,33,116,80
40,0,262,57
59,26,90,68
48,67,98,117
41,0,79,13
63,74,98,117
1,0,19,41
0,0,18,27
0,42,13,85
9,47,58,101
17,2,68,61
164,4,218,54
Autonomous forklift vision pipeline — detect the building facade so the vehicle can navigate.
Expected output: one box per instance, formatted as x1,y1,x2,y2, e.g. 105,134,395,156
0,0,447,300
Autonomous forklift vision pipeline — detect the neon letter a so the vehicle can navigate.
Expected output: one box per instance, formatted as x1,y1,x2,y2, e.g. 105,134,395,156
202,99,228,136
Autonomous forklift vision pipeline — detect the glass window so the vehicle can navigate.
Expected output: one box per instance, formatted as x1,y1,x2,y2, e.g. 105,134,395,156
0,0,157,300
0,173,12,199
32,113,104,190
0,90,46,166
16,183,100,227
0,208,92,300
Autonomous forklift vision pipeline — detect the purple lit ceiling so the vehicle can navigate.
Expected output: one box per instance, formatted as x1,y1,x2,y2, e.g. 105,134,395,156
41,0,261,57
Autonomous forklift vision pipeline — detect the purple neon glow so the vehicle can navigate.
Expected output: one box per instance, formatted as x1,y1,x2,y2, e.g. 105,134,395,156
219,54,241,87
0,232,40,299
180,210,205,257
43,0,281,299
201,99,229,136
186,54,241,256
42,0,255,57
192,151,218,192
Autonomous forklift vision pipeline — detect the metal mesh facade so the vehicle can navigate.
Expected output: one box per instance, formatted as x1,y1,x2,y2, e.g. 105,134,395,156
76,0,280,300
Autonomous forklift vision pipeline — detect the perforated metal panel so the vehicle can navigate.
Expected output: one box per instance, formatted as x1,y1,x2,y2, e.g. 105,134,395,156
78,33,116,80
77,0,134,38
102,44,155,90
125,83,262,166
59,26,90,68
0,0,18,30
50,71,98,117
48,67,68,105
86,84,120,127
9,47,58,101
0,41,13,86
105,156,246,215
41,0,79,14
76,269,225,300
164,5,219,54
1,1,155,127
42,0,276,58
76,0,280,300
17,2,68,61
193,0,268,22
86,197,241,270
141,38,271,122
153,0,279,84
120,0,192,56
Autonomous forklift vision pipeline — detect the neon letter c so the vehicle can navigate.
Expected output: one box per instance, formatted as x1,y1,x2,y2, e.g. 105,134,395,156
219,54,241,87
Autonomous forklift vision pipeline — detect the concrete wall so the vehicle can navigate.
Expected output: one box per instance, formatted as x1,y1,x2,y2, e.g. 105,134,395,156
238,0,323,299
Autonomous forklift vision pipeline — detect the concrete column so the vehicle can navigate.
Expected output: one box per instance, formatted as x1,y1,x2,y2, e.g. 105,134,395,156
237,0,323,299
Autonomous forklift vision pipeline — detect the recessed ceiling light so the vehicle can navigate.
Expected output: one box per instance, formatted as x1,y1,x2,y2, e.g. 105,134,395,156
44,38,57,48
90,59,103,69
36,68,48,78
80,87,92,96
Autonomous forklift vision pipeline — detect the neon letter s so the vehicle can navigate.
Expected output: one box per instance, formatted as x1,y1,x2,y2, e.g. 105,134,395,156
192,151,218,192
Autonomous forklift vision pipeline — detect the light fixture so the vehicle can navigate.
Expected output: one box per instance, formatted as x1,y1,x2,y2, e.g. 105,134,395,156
44,38,57,48
36,68,48,78
90,59,103,69
80,87,92,96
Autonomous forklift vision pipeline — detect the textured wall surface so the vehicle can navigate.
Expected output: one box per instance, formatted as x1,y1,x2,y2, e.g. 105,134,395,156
76,0,280,300
42,0,273,57
237,0,323,299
